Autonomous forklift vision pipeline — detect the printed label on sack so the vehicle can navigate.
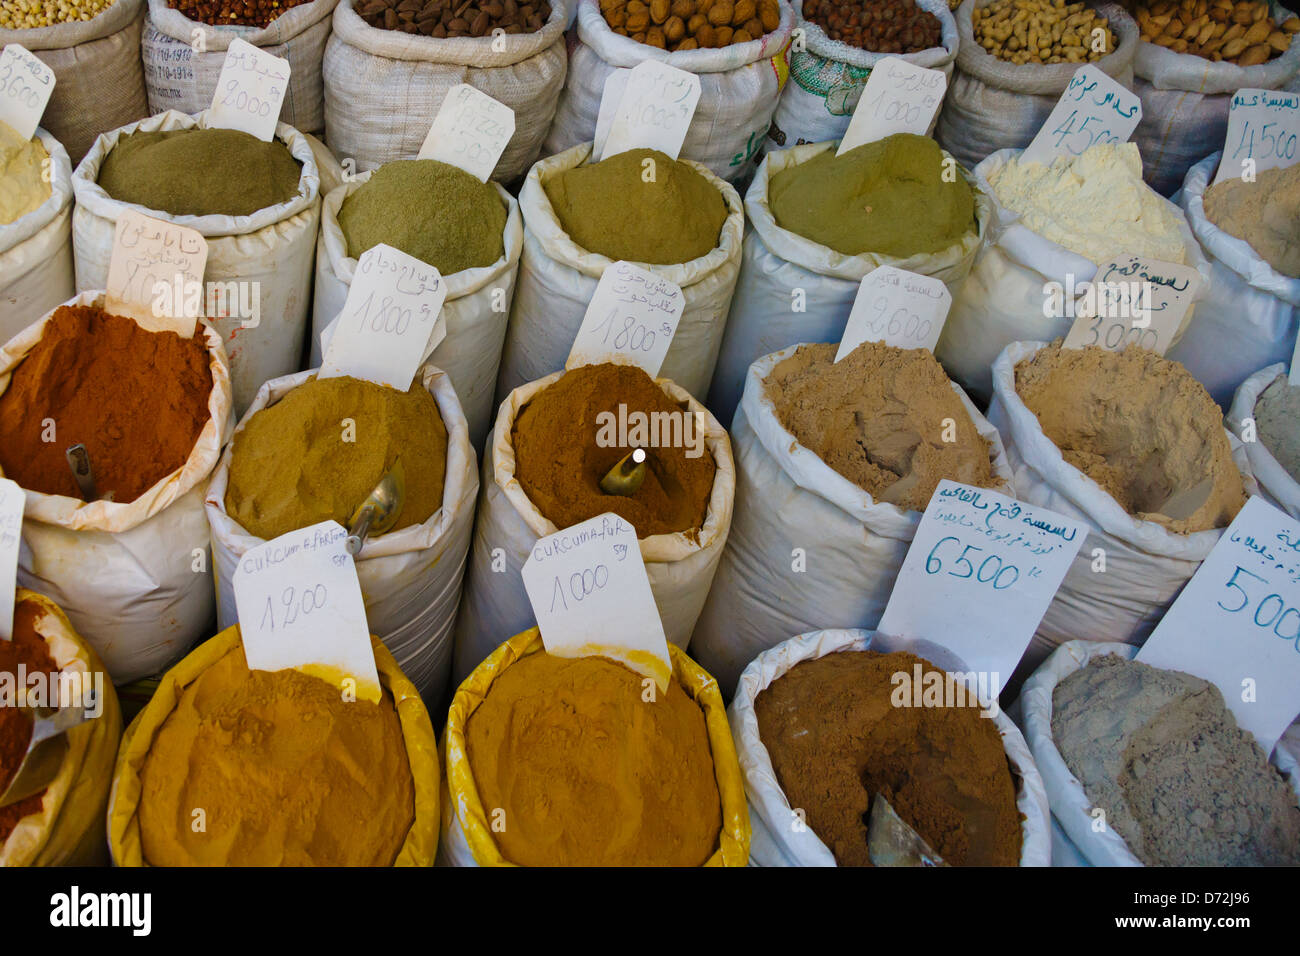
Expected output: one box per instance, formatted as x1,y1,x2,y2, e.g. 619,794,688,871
232,520,380,703
876,481,1087,697
837,265,951,358
566,261,683,377
1022,64,1141,167
417,84,515,183
0,45,55,141
599,60,701,162
837,57,947,155
0,479,23,641
207,38,289,142
319,243,448,390
1138,496,1300,753
105,209,208,337
521,513,672,692
1214,88,1300,186
1060,255,1201,356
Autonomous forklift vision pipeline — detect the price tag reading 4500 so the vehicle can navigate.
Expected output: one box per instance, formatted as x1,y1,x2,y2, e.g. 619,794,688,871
567,261,684,377
1022,64,1141,167
876,481,1087,695
1213,88,1300,185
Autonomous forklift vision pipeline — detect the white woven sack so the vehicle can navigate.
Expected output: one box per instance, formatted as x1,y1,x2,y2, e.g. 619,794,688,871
706,139,991,425
0,129,74,342
1132,1,1300,196
322,0,569,182
1227,363,1300,518
986,340,1259,684
544,0,795,183
768,0,957,151
729,628,1051,866
452,368,735,683
1018,640,1300,866
141,0,338,136
0,290,234,683
935,0,1138,171
312,172,524,449
0,0,150,163
496,141,744,404
1167,152,1300,407
205,365,478,703
70,109,322,416
936,147,1210,403
691,345,1013,697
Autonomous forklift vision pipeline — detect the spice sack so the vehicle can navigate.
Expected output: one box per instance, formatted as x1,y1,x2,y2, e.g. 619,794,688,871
1227,363,1300,518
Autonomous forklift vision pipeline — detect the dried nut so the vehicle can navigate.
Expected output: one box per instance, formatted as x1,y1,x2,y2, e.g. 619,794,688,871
708,1,733,25
1238,40,1271,62
1269,29,1291,51
714,23,733,44
646,24,667,44
1285,16,1300,33
626,10,650,31
670,0,693,15
650,0,669,23
695,22,715,44
759,0,779,32
733,27,751,41
1221,35,1247,55
678,35,699,47
1242,19,1270,44
687,11,706,31
732,0,755,24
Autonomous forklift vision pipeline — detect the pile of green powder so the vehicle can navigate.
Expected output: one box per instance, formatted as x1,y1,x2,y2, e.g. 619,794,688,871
98,128,302,218
543,148,728,265
338,159,507,275
769,134,976,258
224,377,448,541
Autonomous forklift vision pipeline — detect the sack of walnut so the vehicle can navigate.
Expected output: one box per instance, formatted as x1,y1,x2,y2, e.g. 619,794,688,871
935,0,1139,170
322,0,568,181
544,0,795,183
1129,0,1300,196
141,0,340,138
767,0,958,152
0,0,149,164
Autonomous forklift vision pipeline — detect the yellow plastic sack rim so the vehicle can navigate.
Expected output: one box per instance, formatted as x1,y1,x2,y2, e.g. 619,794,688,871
107,625,439,866
443,627,751,866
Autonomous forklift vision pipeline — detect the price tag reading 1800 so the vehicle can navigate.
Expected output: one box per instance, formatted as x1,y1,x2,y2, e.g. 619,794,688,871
567,261,684,377
207,37,290,142
0,45,55,141
876,481,1087,695
232,520,380,703
1213,88,1300,185
1022,64,1141,167
1139,496,1300,752
836,265,951,358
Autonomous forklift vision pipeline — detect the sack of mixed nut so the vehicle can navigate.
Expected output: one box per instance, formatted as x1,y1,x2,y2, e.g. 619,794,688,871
598,0,782,50
1130,0,1298,65
355,0,553,36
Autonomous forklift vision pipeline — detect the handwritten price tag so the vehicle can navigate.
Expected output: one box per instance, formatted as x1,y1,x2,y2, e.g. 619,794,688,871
837,265,951,358
319,243,447,389
207,38,289,142
1062,254,1201,356
876,481,1087,695
232,520,380,703
1022,65,1142,167
0,479,24,641
1138,496,1300,752
418,84,516,183
600,60,701,161
0,45,55,141
837,57,947,155
105,209,208,337
1214,88,1300,185
567,261,684,376
521,513,672,691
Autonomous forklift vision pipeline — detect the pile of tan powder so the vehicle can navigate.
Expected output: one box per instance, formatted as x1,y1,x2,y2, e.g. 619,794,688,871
1203,164,1300,278
1255,372,1300,481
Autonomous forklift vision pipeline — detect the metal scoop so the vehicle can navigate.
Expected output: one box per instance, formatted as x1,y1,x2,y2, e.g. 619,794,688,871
345,459,406,556
64,444,113,503
599,448,647,497
1157,476,1215,522
0,705,91,807
867,794,948,867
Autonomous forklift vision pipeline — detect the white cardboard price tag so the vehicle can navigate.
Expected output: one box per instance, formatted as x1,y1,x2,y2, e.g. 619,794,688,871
1138,496,1300,753
0,479,24,641
600,60,701,161
417,83,516,183
876,480,1087,696
1214,88,1300,185
207,38,290,142
836,265,951,358
521,513,672,691
232,520,380,703
1022,64,1142,167
593,68,630,160
319,243,448,389
566,261,684,376
104,209,208,337
1061,254,1201,356
837,57,947,155
0,45,55,141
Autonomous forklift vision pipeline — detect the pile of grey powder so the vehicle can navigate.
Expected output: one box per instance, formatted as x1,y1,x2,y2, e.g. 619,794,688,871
1255,374,1300,482
1052,655,1300,866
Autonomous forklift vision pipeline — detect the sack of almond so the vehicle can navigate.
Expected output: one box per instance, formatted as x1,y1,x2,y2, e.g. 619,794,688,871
1127,0,1300,194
